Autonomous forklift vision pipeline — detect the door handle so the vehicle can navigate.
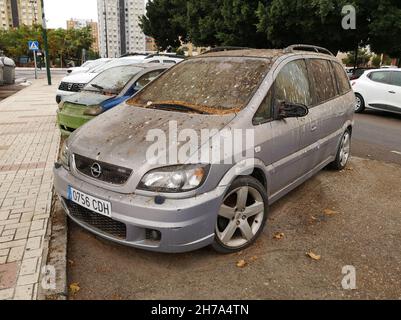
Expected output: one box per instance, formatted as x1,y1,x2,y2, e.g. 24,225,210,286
389,91,396,94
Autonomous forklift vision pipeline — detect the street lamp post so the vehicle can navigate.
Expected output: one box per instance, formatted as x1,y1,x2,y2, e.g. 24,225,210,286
40,0,51,85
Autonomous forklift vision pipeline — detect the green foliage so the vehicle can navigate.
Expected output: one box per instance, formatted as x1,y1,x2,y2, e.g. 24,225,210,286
371,54,381,68
140,0,188,50
0,25,94,66
140,0,401,59
342,48,372,66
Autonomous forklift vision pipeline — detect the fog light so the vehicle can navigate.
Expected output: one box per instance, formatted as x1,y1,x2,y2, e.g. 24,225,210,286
146,229,161,241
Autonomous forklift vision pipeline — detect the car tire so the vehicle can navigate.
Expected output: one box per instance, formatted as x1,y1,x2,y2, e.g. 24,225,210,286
329,130,352,171
212,176,268,254
355,93,365,113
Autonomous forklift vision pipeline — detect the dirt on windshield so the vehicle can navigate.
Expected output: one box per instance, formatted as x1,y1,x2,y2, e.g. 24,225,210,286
128,57,273,112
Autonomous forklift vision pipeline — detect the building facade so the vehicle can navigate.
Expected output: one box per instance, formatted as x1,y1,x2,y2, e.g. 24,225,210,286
67,19,100,53
0,0,42,30
97,0,146,58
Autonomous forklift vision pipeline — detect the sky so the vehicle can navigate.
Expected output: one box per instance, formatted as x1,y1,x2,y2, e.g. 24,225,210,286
44,0,98,29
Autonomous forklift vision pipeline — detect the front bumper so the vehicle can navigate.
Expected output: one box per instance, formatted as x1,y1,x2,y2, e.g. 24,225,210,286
57,107,94,136
53,165,226,253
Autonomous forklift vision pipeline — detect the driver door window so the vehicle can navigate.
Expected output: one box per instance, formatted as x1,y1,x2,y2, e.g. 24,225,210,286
274,60,312,108
134,70,163,91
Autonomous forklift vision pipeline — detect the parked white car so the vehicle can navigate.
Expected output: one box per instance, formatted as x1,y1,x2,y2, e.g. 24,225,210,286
352,68,401,115
66,58,112,75
56,55,184,103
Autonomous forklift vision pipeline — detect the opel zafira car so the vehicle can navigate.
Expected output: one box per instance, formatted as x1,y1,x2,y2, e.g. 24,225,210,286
54,45,355,253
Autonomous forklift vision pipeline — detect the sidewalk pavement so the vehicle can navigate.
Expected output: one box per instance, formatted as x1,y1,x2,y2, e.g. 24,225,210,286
0,78,61,300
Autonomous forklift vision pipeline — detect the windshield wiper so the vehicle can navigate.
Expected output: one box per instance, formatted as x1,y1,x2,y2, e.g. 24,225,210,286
90,84,104,91
146,104,210,115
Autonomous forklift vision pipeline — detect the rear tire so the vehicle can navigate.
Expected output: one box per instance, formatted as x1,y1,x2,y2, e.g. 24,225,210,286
329,130,352,171
355,93,365,113
212,176,268,254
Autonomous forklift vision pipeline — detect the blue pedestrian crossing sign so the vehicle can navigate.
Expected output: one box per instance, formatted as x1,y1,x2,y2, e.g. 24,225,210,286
28,41,39,51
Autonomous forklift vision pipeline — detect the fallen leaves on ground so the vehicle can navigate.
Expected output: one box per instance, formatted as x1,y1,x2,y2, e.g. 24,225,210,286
306,252,321,261
69,283,81,295
273,232,285,240
249,256,258,262
324,209,339,216
236,260,247,268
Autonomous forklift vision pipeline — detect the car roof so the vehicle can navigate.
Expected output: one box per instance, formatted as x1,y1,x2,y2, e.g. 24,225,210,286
195,48,337,62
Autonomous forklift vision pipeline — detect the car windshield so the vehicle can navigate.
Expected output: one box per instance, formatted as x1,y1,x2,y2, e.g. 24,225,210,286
90,57,146,73
84,65,143,94
128,57,271,114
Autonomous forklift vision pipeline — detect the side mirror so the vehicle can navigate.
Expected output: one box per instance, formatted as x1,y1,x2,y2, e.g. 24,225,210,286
278,101,309,119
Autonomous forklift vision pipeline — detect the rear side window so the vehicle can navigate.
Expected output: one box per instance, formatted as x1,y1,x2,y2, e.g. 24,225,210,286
333,62,351,94
308,59,337,104
274,59,312,107
390,72,401,87
369,71,392,84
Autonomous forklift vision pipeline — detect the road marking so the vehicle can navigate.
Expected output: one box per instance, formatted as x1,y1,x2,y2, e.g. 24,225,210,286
391,151,401,156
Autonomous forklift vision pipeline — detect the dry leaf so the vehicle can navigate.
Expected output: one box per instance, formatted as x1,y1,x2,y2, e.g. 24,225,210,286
306,252,321,261
249,256,258,262
69,283,81,295
324,209,338,216
273,232,285,240
236,260,247,268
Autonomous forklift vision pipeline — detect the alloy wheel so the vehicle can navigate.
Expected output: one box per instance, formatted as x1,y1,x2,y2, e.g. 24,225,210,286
216,186,265,248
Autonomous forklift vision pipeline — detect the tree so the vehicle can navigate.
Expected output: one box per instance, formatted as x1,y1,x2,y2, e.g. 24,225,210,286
342,48,372,67
0,25,94,67
140,0,188,50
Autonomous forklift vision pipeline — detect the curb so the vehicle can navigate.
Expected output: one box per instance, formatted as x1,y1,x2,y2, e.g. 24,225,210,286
38,190,68,300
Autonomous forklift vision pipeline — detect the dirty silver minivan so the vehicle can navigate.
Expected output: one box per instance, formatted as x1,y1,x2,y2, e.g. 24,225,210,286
54,45,355,253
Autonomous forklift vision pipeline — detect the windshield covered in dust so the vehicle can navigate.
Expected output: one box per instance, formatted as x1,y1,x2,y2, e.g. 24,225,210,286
128,57,271,114
85,65,143,94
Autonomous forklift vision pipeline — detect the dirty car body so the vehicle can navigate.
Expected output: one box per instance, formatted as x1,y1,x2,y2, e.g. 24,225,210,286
57,64,168,136
53,47,355,253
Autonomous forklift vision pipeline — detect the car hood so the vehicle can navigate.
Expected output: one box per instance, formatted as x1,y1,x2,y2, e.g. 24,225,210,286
61,72,99,84
69,103,236,191
63,91,115,106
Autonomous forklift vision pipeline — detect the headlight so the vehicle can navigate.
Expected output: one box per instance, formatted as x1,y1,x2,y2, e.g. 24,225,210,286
83,105,104,116
58,101,65,110
138,164,210,193
60,141,70,170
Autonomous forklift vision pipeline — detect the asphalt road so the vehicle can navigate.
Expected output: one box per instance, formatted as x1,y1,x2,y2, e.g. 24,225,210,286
15,68,67,82
353,110,401,166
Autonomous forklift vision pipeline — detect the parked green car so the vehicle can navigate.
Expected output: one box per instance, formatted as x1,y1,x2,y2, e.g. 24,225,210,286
57,64,168,136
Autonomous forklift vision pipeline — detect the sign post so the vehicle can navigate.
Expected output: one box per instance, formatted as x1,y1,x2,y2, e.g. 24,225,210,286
28,40,40,80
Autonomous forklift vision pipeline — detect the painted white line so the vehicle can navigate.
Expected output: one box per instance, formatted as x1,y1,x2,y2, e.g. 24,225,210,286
391,151,401,156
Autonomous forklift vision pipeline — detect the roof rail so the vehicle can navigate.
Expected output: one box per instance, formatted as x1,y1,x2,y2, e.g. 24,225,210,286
201,46,250,55
284,44,334,56
120,52,152,58
144,53,186,60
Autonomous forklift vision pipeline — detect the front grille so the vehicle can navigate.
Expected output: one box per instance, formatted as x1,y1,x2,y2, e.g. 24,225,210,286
58,82,85,92
65,199,126,239
74,154,133,185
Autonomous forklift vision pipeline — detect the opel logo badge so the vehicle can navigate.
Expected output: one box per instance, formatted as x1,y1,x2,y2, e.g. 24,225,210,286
91,163,102,178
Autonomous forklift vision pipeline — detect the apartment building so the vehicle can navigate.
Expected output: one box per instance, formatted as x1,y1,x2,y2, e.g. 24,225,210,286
97,0,146,58
67,18,100,53
0,0,42,30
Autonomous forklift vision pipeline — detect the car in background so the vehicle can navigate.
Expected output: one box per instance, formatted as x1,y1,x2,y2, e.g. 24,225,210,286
57,63,169,136
56,55,184,103
67,58,112,75
348,67,375,80
352,68,401,114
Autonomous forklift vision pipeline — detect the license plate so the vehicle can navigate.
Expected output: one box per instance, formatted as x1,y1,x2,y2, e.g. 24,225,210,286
68,186,112,217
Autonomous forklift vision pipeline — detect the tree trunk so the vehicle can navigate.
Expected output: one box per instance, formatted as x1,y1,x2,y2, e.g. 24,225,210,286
353,46,358,70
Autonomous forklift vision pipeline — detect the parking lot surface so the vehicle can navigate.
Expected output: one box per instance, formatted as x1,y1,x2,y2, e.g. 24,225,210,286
67,157,401,300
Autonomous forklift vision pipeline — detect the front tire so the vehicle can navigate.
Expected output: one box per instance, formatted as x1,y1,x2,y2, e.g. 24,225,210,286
212,176,268,254
329,130,351,171
355,93,365,113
